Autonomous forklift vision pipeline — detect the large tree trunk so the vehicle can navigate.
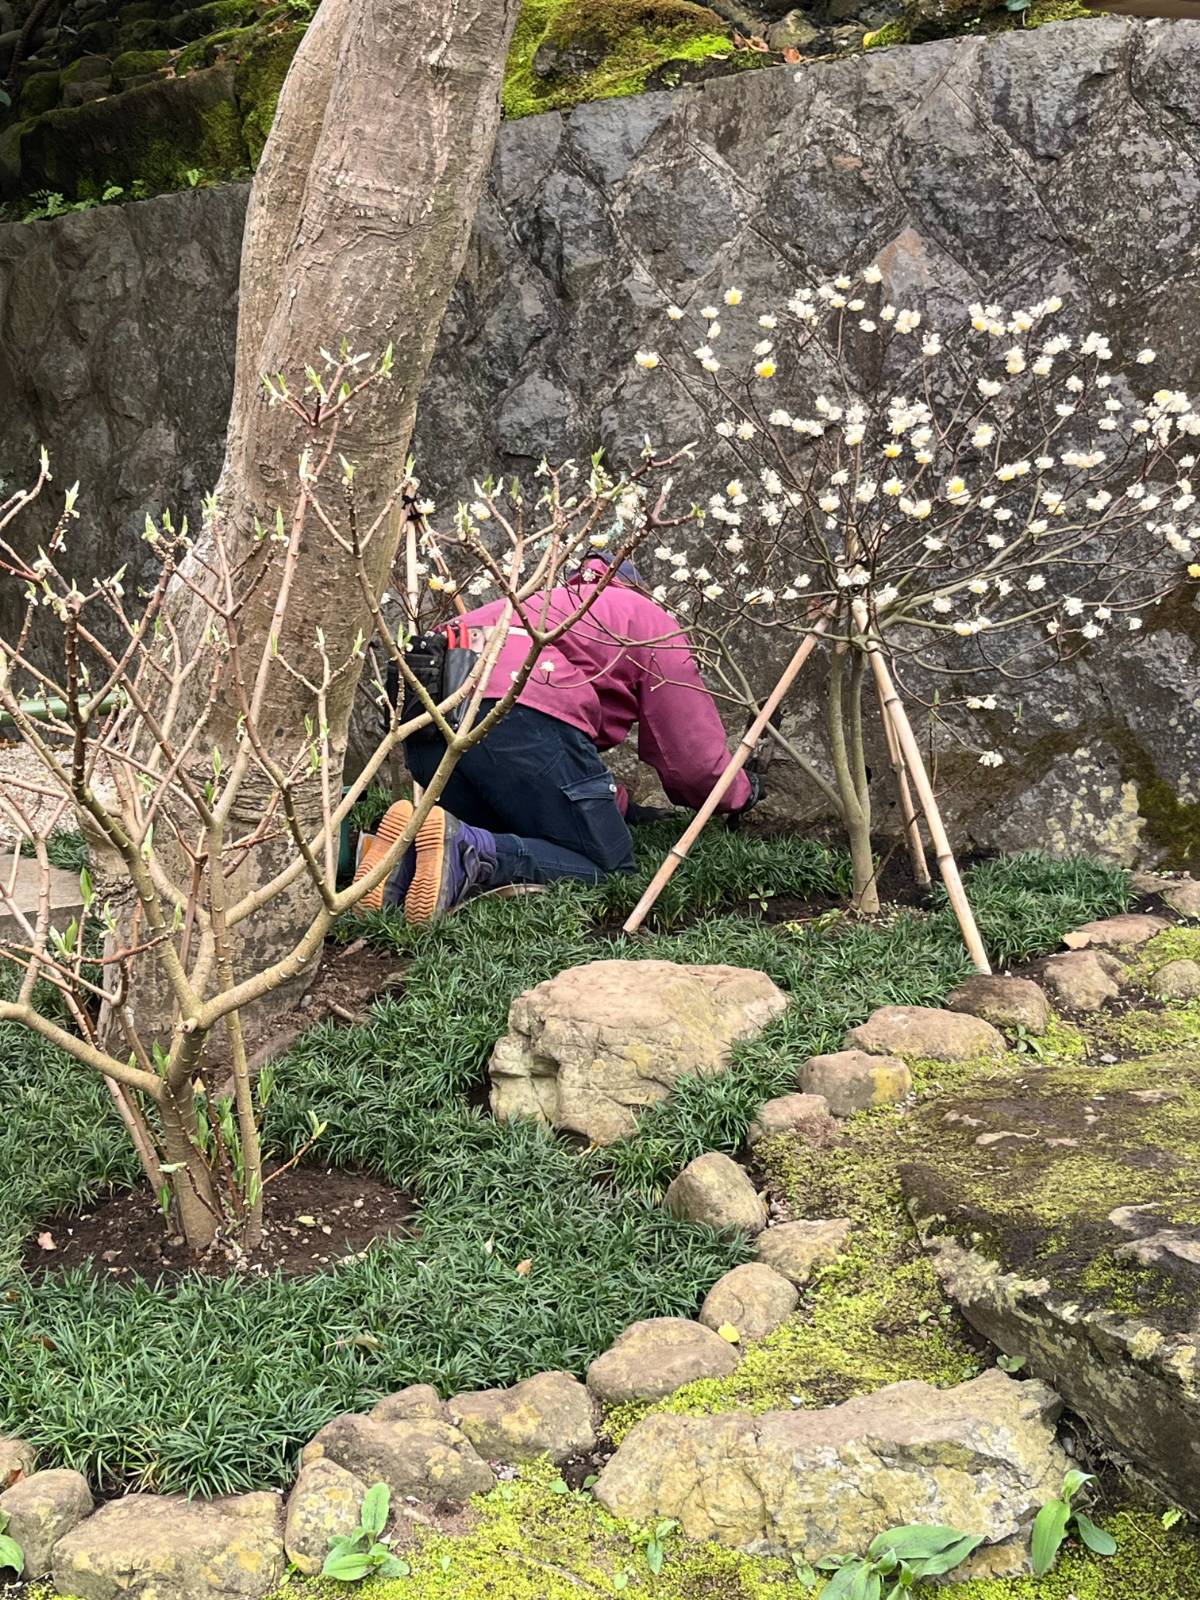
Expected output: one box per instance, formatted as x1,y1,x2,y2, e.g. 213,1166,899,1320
111,0,521,1044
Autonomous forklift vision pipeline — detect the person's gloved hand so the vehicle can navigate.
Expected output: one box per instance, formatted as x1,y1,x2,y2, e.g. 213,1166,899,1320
625,800,678,826
725,770,764,831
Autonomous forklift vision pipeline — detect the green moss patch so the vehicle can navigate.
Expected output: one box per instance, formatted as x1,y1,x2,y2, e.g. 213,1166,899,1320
503,0,734,119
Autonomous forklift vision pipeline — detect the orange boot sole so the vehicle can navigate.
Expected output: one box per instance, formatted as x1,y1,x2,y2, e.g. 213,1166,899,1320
352,799,414,912
404,806,451,925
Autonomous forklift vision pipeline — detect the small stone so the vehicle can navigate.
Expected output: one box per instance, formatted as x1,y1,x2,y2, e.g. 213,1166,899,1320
843,1006,1006,1062
766,10,822,49
1149,959,1200,1001
1066,913,1169,949
371,1384,447,1423
303,1414,493,1504
1162,880,1200,920
0,1468,93,1577
747,1092,839,1146
755,1218,852,1285
448,1371,597,1464
699,1263,799,1342
1041,950,1126,1012
798,1049,912,1115
946,975,1051,1035
664,1152,767,1236
0,1437,35,1487
586,1318,739,1405
284,1459,368,1576
52,1492,284,1600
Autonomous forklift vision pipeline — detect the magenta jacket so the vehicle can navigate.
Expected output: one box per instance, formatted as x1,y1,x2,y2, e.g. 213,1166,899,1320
454,566,751,813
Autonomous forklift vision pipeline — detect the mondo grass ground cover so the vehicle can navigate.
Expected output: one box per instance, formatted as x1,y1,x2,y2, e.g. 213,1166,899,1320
0,829,1130,1498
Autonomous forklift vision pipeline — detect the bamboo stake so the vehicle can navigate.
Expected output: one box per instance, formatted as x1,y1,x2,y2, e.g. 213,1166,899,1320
879,694,931,888
405,513,424,805
622,614,831,935
852,602,991,974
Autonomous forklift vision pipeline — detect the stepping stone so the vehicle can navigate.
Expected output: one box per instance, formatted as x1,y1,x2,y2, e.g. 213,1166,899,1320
586,1318,739,1405
799,1049,912,1115
53,1491,285,1600
664,1152,767,1236
1150,959,1200,1001
1064,913,1169,949
448,1371,597,1464
0,1468,92,1577
1163,880,1200,920
747,1092,839,1146
1041,950,1126,1012
755,1218,852,1286
0,858,83,946
285,1459,367,1576
594,1369,1067,1570
699,1263,799,1342
843,1006,1005,1063
946,975,1050,1034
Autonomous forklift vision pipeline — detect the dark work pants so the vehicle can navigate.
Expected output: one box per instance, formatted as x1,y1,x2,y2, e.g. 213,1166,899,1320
406,702,636,886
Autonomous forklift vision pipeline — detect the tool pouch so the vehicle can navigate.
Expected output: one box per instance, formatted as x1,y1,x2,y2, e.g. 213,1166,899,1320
393,621,481,734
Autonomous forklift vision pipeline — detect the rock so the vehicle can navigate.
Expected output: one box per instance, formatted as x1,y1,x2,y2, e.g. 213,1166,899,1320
902,1050,1200,1514
844,1006,1006,1063
52,1492,284,1600
587,1318,739,1405
448,1371,598,1464
0,1438,35,1488
0,857,84,948
1150,959,1200,1001
532,25,609,80
371,1384,447,1423
754,1217,852,1285
798,1049,912,1115
489,961,788,1145
1041,949,1126,1012
594,1369,1067,1562
664,1152,768,1235
747,1092,839,1146
765,10,822,49
1066,913,1170,949
0,1468,93,1577
699,1262,799,1341
1163,880,1200,920
283,1460,367,1576
303,1413,493,1505
946,975,1051,1035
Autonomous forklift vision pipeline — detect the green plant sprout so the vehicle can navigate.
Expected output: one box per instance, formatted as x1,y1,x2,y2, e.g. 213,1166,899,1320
813,1524,984,1598
1032,1470,1118,1577
321,1482,409,1581
0,1510,24,1576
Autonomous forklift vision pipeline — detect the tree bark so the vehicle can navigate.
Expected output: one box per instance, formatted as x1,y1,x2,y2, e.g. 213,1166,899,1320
115,0,521,1043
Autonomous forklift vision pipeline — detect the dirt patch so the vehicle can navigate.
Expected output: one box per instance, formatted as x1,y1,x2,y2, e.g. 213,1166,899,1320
23,1164,416,1283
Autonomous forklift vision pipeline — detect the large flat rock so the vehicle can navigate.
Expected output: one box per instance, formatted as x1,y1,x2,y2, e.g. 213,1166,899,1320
594,1369,1066,1569
901,1046,1200,1512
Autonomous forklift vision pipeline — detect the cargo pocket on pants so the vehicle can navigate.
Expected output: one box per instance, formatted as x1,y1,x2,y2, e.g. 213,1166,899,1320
560,770,635,872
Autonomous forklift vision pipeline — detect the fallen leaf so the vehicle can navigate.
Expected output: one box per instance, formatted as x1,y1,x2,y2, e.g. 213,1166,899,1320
297,1214,317,1227
36,1231,56,1252
716,1322,741,1344
1063,930,1092,949
782,46,803,61
515,1258,533,1277
2,1469,24,1490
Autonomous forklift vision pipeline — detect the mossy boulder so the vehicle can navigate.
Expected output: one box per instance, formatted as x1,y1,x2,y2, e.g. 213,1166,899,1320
18,70,61,116
902,1047,1200,1512
233,22,303,163
534,0,725,80
1,65,247,202
111,48,172,87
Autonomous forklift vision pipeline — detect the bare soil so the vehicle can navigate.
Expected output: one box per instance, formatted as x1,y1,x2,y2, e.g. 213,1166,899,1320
23,1163,416,1282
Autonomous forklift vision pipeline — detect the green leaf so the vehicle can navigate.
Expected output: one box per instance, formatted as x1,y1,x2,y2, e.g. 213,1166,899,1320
1062,1469,1094,1502
378,1555,411,1577
1073,1513,1117,1557
869,1526,975,1562
822,1563,866,1600
646,1542,665,1577
0,1534,24,1575
1032,1498,1072,1577
321,1550,375,1581
360,1481,389,1538
908,1533,985,1578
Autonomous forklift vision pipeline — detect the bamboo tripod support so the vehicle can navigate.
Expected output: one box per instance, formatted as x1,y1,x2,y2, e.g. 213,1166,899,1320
622,606,992,975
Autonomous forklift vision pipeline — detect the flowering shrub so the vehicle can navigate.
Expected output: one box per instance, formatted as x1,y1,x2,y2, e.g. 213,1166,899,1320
626,268,1199,907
